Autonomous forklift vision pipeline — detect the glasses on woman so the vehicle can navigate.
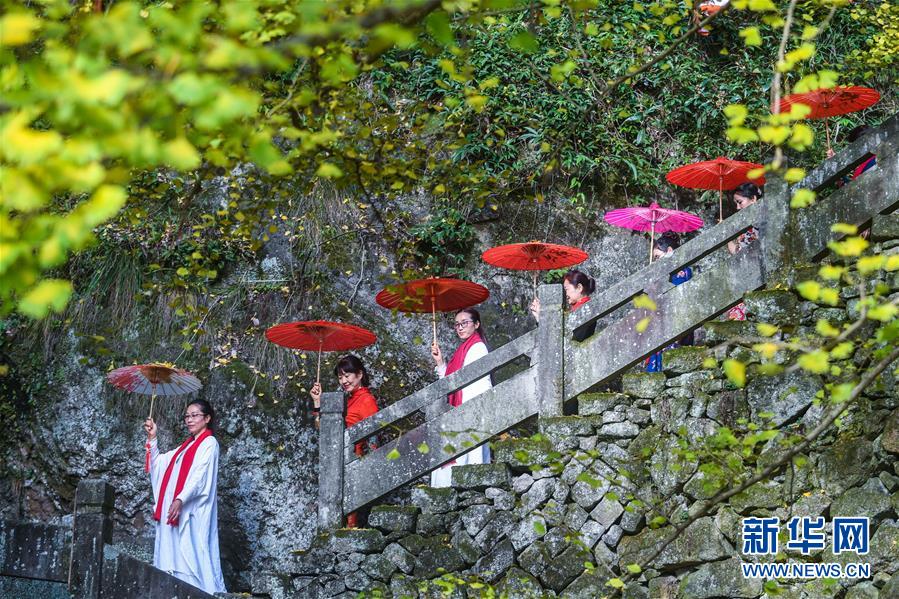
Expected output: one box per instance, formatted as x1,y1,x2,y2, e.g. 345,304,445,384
453,319,474,329
184,412,205,421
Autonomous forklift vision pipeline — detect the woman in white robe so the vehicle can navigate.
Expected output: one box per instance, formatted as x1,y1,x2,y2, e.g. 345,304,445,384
144,399,226,594
430,308,493,488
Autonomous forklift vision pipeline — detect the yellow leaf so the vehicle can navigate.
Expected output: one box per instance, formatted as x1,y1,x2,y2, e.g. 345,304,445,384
831,223,858,235
819,288,839,306
165,138,201,170
856,255,885,275
1,112,63,166
724,104,748,127
815,319,840,337
798,350,829,374
723,359,746,388
827,237,868,257
635,317,651,333
0,12,41,46
757,323,779,337
796,280,821,301
739,27,762,46
753,342,779,359
784,168,806,183
316,162,343,178
790,189,816,208
818,265,845,280
633,294,657,311
18,279,73,319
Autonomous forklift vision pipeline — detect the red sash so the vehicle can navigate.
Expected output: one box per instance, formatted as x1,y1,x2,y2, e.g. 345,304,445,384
152,429,213,526
445,332,483,407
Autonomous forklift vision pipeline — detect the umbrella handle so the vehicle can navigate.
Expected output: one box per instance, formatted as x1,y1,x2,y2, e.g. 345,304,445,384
649,221,655,265
825,119,832,155
149,392,156,421
316,348,322,385
431,295,437,347
718,179,723,224
532,271,538,299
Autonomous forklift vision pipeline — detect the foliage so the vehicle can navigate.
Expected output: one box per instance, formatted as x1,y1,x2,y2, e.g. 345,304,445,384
406,205,477,275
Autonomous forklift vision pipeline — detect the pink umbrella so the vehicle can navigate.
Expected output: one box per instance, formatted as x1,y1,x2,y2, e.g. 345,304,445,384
604,203,704,264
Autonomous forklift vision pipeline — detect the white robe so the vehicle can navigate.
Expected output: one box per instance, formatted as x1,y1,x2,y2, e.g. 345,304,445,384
430,341,493,488
149,435,226,594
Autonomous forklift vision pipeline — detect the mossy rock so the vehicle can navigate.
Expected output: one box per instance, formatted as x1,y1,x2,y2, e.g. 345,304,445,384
661,346,710,375
871,212,899,241
411,486,457,514
368,505,420,533
577,392,629,416
492,438,554,469
743,289,801,325
702,321,756,343
451,463,511,490
330,528,386,554
621,372,666,399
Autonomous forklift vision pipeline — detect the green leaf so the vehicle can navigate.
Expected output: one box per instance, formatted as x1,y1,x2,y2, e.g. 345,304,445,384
424,11,454,47
417,442,430,454
626,563,642,574
607,578,625,589
756,323,779,337
509,31,539,53
532,519,546,535
386,448,401,460
796,280,821,301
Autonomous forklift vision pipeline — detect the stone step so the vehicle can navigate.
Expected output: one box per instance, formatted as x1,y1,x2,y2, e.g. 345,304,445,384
450,463,511,490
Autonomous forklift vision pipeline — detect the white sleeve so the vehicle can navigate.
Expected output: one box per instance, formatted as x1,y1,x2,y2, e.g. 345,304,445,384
149,439,178,491
174,438,218,507
463,342,489,365
436,363,447,378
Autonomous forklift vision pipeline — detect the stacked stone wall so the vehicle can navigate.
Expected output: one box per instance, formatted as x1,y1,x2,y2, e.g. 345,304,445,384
248,216,899,599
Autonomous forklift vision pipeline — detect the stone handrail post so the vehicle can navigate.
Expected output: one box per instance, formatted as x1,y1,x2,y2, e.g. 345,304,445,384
68,479,114,599
318,391,345,529
536,283,564,416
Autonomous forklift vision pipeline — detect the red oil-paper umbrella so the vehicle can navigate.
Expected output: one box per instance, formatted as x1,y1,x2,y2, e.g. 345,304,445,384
107,363,202,472
666,157,766,223
265,320,377,384
376,277,489,345
482,241,588,296
604,203,704,265
780,86,880,154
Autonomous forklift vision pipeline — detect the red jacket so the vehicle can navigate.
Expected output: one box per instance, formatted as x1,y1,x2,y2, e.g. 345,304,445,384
346,387,378,456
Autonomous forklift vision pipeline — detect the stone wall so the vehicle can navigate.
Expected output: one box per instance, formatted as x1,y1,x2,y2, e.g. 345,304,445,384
248,214,899,598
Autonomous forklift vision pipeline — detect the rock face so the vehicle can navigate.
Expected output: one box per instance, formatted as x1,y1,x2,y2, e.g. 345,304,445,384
5,186,899,597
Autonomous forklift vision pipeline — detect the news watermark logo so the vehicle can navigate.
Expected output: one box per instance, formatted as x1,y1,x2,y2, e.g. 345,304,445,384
740,516,871,579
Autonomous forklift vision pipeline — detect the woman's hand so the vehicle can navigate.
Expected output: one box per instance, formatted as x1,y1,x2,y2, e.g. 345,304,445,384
167,498,182,524
309,382,322,409
431,342,444,368
144,418,157,441
529,297,541,321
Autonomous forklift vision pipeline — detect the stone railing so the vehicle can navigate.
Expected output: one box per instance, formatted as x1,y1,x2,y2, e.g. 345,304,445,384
0,479,217,599
318,114,898,527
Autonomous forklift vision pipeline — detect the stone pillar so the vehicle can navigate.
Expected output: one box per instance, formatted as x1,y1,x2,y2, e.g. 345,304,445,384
536,284,564,417
758,173,792,280
318,391,346,530
68,479,114,599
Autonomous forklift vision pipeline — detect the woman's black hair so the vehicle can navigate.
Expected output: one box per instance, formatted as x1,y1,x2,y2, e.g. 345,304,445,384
334,354,370,388
847,125,870,143
654,232,681,253
186,398,216,433
563,269,596,296
456,307,488,347
732,182,763,203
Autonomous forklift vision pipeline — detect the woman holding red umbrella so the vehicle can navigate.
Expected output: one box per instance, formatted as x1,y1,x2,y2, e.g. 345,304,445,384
429,308,493,488
529,269,597,342
726,182,763,320
309,355,379,527
143,400,226,594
